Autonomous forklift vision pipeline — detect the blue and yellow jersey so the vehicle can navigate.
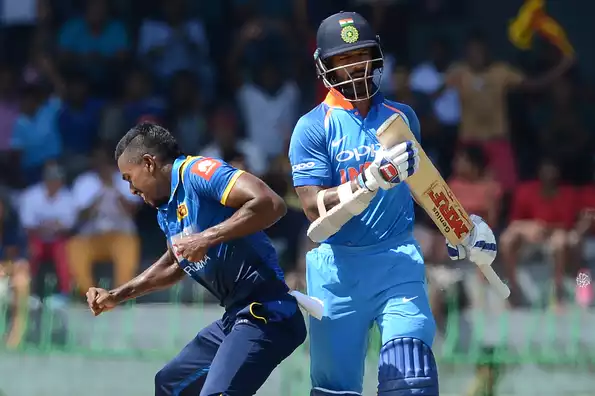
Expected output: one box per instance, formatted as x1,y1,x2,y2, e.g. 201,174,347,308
289,90,421,247
157,156,288,310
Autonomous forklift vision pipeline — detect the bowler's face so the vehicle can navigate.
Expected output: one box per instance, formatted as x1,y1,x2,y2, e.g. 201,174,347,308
118,153,168,208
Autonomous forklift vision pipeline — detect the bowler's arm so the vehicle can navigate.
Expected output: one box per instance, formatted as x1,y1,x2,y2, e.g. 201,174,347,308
198,171,287,245
184,159,286,245
109,249,184,303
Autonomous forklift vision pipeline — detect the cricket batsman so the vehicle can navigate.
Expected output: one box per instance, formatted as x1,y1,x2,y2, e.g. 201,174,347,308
86,123,306,395
289,12,497,395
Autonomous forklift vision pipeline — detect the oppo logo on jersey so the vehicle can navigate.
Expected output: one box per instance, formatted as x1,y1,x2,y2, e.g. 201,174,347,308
336,143,381,163
292,162,316,172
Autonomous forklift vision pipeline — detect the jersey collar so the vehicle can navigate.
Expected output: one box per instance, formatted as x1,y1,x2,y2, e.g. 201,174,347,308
322,88,384,110
159,155,190,211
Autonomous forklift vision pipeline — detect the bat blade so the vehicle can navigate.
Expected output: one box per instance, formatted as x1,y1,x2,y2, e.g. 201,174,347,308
376,114,510,299
376,113,472,245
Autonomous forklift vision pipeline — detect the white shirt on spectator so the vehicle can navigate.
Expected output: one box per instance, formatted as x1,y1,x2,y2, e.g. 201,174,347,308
410,62,460,125
237,82,300,160
200,139,268,176
19,183,77,231
72,171,140,235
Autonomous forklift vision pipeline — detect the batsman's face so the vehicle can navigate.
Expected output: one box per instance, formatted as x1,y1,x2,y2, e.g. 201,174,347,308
330,48,373,82
118,153,170,208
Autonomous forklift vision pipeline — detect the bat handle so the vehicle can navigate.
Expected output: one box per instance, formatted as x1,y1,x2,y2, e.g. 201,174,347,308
477,263,511,299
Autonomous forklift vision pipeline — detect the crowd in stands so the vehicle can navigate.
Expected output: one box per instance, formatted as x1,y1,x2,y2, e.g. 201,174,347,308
0,0,594,349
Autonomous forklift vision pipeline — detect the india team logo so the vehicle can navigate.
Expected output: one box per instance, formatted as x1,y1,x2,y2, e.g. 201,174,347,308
339,18,359,44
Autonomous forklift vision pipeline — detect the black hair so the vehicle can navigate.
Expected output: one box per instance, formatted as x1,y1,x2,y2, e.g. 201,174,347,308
466,29,488,46
222,148,244,163
460,144,487,172
114,123,183,163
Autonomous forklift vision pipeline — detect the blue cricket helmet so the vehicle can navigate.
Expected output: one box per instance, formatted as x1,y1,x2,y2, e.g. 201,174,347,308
314,11,384,101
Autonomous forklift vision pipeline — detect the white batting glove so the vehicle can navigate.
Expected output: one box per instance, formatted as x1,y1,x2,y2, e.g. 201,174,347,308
446,215,497,266
358,140,419,191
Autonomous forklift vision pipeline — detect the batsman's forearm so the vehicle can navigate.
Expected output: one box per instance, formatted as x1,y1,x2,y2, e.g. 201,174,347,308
110,250,184,303
302,179,360,221
200,195,286,246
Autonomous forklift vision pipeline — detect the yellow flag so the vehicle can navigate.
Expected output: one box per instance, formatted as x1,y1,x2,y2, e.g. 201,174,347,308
508,0,574,55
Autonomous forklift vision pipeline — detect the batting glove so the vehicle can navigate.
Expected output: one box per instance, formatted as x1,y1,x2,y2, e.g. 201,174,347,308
446,215,497,266
358,140,419,191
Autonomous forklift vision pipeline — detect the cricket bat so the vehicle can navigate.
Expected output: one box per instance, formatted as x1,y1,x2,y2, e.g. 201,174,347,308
376,114,510,299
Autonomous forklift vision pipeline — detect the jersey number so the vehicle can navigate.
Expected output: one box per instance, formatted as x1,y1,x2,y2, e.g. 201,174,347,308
340,162,372,183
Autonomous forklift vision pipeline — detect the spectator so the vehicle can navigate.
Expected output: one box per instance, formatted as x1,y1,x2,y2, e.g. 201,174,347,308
222,148,248,172
410,37,460,128
443,32,574,191
388,65,431,112
199,104,267,176
99,68,165,144
137,0,214,97
410,37,460,176
227,17,295,92
11,56,65,185
19,0,58,85
0,196,30,349
0,64,19,152
11,83,62,185
19,162,75,306
499,158,579,307
532,77,594,184
236,60,300,162
165,70,207,154
388,65,445,170
57,0,130,93
68,146,141,295
58,72,104,170
449,145,502,228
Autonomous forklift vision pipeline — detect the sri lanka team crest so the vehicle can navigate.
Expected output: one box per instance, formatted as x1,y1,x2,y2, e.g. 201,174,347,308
177,202,188,221
339,18,359,43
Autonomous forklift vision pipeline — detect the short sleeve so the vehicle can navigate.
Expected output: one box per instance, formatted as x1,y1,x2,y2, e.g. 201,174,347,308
72,174,102,210
399,103,422,143
184,157,244,205
19,187,39,228
156,211,168,235
288,116,332,187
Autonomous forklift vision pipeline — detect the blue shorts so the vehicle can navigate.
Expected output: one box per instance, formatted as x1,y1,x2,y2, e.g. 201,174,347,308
154,297,306,395
307,236,436,393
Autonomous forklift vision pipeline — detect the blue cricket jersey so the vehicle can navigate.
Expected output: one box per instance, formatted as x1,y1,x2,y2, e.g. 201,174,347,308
157,156,289,310
289,90,421,247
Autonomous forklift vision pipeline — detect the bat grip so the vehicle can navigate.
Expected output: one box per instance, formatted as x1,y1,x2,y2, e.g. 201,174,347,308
477,263,511,299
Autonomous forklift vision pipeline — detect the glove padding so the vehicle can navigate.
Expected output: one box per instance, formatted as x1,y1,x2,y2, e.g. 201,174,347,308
359,140,419,191
446,215,497,266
